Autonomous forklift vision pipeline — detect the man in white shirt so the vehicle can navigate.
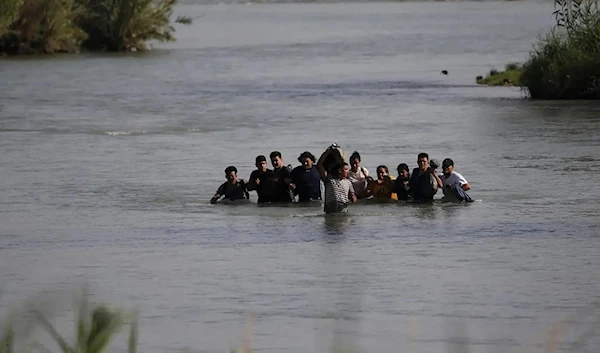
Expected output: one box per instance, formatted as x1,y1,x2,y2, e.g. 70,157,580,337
440,158,472,202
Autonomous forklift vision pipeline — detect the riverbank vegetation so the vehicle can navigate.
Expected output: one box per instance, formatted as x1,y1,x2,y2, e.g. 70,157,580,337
0,0,191,55
476,62,522,86
478,0,600,99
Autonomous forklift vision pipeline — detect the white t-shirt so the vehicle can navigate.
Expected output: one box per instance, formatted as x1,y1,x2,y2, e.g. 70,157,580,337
440,171,468,198
348,167,369,197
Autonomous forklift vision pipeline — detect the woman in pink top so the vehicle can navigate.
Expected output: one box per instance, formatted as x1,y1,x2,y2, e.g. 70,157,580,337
347,151,370,199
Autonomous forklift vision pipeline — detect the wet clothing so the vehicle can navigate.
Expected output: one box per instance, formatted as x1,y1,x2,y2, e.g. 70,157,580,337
393,178,412,201
248,169,275,203
447,184,474,202
369,176,398,200
409,168,438,201
440,171,473,202
348,167,369,198
262,165,294,203
291,165,321,202
214,180,249,201
322,175,355,214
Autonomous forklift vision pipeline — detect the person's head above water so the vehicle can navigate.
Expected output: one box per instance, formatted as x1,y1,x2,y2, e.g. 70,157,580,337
269,151,284,169
298,151,316,169
224,166,238,184
376,165,389,180
397,163,410,179
255,155,268,171
350,151,362,172
331,162,350,179
442,158,454,176
417,152,429,172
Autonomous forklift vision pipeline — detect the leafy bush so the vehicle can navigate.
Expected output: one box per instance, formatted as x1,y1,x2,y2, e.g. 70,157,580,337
75,0,178,52
0,0,86,54
0,0,188,55
0,0,21,38
521,0,600,99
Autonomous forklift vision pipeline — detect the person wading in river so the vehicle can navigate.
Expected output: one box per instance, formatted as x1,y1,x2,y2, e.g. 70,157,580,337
317,145,357,214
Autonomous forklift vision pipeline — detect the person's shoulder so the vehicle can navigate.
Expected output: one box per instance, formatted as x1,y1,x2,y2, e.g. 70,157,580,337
453,171,468,182
291,165,304,174
216,181,228,193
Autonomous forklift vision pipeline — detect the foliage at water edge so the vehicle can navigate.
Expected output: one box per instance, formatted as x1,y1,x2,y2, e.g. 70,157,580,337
0,0,191,55
520,0,600,99
476,62,523,86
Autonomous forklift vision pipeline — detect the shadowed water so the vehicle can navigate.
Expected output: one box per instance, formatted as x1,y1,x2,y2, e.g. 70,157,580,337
1,2,600,353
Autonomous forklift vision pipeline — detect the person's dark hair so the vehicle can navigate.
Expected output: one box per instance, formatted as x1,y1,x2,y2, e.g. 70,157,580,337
376,165,389,174
330,162,348,177
298,151,316,163
417,152,429,160
269,151,282,159
397,163,409,174
350,151,361,163
225,166,237,174
442,158,454,168
255,155,267,164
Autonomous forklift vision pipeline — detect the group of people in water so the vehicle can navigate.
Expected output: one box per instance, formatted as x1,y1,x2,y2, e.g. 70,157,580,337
210,144,473,214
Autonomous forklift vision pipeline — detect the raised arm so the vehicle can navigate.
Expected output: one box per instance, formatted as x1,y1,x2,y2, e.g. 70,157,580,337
317,148,332,179
430,169,443,188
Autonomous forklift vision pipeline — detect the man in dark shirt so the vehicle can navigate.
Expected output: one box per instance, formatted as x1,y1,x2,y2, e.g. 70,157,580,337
268,151,295,203
409,152,443,201
247,155,274,204
210,166,249,204
291,151,321,202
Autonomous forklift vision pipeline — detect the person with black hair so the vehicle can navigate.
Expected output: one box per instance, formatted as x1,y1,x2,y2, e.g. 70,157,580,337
247,155,274,204
439,158,473,202
366,165,397,201
409,152,443,201
267,151,295,203
348,151,370,199
393,163,412,201
317,145,357,214
291,151,321,202
210,166,249,204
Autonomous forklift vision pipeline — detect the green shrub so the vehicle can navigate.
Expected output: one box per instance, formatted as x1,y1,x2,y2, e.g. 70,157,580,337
75,0,178,52
0,0,86,55
0,0,21,38
476,65,523,86
505,62,521,71
521,0,600,99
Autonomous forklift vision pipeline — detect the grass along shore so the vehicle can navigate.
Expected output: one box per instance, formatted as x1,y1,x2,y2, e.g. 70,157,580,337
476,62,523,87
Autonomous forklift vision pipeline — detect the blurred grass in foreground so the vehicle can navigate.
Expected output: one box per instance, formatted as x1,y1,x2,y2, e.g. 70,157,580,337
1,294,599,353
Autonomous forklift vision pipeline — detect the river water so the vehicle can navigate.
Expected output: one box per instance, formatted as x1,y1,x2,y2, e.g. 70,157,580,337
1,2,600,353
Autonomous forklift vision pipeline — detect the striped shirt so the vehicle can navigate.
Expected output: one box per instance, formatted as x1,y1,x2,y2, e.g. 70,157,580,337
322,175,355,213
